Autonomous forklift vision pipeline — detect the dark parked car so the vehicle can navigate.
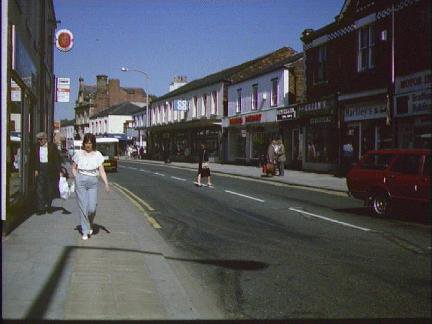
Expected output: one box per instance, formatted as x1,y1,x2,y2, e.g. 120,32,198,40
346,149,430,217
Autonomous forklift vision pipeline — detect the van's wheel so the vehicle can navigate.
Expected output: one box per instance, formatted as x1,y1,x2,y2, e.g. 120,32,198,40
370,191,391,217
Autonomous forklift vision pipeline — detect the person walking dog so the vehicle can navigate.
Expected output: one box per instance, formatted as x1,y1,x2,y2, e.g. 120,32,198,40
31,132,62,214
71,133,110,240
195,143,213,187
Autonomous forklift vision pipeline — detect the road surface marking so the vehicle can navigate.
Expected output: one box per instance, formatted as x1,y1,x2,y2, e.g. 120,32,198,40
171,176,187,181
154,172,165,176
111,182,155,211
224,190,265,203
289,207,372,232
111,182,161,229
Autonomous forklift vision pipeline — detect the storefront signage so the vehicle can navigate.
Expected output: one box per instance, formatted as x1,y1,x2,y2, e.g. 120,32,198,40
56,77,71,102
309,116,334,125
298,98,335,117
395,89,431,117
245,114,261,123
55,29,74,52
229,117,243,125
277,107,296,121
395,70,432,95
11,80,21,102
344,102,387,121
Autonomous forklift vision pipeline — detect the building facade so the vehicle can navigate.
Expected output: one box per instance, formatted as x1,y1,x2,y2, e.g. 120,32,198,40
3,0,57,226
300,0,430,173
74,75,147,139
223,52,304,166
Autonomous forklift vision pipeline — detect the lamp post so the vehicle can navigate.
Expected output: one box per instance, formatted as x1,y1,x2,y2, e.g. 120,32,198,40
121,67,150,152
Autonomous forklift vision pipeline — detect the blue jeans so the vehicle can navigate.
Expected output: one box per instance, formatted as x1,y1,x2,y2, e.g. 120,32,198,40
75,173,99,235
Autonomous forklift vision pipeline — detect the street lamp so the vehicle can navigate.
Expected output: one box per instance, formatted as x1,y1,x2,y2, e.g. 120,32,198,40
120,67,150,151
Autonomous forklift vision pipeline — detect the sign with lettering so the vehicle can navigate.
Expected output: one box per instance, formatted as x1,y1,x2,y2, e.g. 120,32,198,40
395,89,432,117
344,101,387,121
395,70,432,95
277,107,296,121
298,98,335,117
309,115,334,125
174,99,188,111
229,117,243,125
245,114,261,123
56,77,71,103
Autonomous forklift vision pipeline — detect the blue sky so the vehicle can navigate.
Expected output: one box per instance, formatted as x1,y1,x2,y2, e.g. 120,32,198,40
54,0,345,120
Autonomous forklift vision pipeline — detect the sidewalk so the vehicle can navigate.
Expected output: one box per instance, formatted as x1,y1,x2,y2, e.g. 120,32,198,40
124,158,349,193
2,177,218,320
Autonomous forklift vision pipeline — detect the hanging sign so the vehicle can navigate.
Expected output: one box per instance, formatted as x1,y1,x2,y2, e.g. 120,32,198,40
56,77,71,102
55,29,74,52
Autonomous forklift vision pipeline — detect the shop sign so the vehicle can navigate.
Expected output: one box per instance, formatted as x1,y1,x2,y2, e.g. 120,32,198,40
241,129,247,137
298,98,335,117
229,117,243,125
309,115,334,125
395,70,431,95
277,107,296,121
344,102,386,121
56,77,71,103
395,89,431,117
245,114,261,123
55,29,74,52
11,80,21,102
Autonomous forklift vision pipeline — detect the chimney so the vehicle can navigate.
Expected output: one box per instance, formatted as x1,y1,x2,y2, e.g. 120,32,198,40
96,75,108,94
169,75,188,92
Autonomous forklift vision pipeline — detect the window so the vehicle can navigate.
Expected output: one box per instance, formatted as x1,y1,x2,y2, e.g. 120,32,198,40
202,94,207,116
236,89,242,113
252,84,258,110
315,46,327,83
211,91,217,115
391,155,421,175
193,96,198,118
361,154,394,170
271,79,278,106
358,24,375,71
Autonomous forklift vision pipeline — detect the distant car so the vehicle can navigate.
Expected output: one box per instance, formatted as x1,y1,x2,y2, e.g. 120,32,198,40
346,149,430,217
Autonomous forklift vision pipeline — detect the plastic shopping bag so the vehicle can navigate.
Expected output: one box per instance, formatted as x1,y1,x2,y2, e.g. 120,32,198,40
59,176,70,200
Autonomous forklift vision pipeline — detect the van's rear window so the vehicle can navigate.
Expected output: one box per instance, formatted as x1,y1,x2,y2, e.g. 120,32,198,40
360,154,394,170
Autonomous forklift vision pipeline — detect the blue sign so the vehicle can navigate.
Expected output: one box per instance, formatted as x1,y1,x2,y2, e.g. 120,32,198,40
174,100,188,111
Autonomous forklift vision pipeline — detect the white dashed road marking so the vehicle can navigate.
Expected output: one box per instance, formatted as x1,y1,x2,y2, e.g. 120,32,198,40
289,207,373,232
171,176,187,181
224,190,265,203
153,172,165,176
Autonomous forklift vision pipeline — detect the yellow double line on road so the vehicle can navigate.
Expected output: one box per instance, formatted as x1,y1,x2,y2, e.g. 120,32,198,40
111,182,161,229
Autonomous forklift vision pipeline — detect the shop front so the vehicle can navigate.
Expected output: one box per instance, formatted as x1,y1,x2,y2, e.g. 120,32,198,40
298,98,338,172
277,105,301,169
224,111,279,165
394,70,431,149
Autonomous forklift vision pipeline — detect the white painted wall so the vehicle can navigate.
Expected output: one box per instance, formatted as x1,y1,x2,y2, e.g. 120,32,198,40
227,68,289,117
108,115,132,134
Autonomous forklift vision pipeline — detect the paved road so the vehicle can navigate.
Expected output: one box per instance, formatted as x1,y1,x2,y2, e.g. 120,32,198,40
112,160,431,319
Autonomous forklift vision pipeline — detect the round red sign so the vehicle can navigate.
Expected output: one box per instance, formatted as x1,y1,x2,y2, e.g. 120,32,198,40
55,29,74,52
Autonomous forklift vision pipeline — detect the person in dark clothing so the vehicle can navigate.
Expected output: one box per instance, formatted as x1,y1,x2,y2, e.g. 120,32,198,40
194,144,212,187
31,132,62,214
139,146,145,160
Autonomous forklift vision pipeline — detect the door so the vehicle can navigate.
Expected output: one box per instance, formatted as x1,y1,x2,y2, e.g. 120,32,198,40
386,154,423,203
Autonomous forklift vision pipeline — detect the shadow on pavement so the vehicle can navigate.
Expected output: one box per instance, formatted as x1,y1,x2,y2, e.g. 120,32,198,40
24,245,270,319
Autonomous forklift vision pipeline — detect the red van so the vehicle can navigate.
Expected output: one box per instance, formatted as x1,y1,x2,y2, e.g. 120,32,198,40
346,149,430,217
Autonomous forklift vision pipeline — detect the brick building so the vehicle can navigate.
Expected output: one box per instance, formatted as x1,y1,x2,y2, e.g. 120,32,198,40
300,0,430,173
74,75,148,139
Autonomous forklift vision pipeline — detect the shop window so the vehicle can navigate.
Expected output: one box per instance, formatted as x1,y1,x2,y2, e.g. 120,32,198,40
305,127,337,163
251,131,267,159
8,79,24,203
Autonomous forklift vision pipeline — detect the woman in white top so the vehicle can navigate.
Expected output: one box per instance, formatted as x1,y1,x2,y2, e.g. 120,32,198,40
72,133,110,240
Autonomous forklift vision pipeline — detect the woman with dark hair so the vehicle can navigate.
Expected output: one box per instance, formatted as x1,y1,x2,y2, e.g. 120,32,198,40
71,133,110,240
194,143,213,187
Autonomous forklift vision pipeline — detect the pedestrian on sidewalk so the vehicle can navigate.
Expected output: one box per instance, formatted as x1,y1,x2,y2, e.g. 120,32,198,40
195,143,212,187
276,139,286,176
31,132,62,214
266,139,277,176
71,133,111,240
139,146,145,160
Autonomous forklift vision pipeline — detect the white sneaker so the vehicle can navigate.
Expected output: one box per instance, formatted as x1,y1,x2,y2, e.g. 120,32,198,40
82,234,88,240
88,229,93,235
